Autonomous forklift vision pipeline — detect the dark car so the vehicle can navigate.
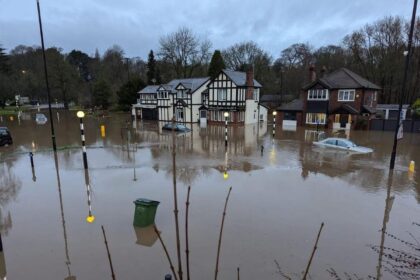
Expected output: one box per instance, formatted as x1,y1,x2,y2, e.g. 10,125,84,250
162,123,191,132
0,127,13,146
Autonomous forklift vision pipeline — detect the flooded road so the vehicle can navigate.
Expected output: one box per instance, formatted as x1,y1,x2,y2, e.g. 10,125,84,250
0,111,419,279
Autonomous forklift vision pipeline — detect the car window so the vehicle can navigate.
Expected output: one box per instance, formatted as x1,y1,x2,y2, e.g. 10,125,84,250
0,130,8,136
325,139,336,145
337,140,349,148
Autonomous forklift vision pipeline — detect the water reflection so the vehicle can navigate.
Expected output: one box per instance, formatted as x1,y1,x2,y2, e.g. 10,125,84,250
133,224,158,247
0,163,22,207
53,152,76,279
375,172,394,279
1,113,419,198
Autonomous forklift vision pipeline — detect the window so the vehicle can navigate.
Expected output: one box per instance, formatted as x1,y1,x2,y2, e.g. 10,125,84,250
338,90,355,101
305,113,326,124
217,89,227,101
284,112,296,121
238,90,244,101
177,90,187,99
308,89,328,100
253,89,259,101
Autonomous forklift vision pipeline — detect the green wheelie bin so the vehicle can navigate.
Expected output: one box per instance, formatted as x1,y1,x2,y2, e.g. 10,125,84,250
133,198,160,227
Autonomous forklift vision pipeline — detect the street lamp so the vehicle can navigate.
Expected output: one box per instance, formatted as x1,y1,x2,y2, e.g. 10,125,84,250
272,111,277,137
77,111,88,170
224,112,229,147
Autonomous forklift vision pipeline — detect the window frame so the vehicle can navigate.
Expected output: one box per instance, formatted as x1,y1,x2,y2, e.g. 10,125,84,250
307,89,329,100
305,113,326,125
338,89,356,102
217,89,227,101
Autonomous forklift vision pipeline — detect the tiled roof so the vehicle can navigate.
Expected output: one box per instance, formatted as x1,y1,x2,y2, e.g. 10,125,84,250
168,77,210,93
276,99,303,111
223,69,262,87
303,68,381,90
138,85,159,94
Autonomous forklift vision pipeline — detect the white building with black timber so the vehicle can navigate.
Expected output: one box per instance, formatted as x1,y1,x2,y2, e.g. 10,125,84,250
133,85,159,120
134,77,210,123
203,69,267,124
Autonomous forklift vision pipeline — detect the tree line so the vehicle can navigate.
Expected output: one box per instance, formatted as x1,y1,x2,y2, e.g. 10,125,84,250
0,16,419,110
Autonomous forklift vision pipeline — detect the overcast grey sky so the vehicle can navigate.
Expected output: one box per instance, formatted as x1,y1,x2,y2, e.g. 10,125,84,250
0,0,415,58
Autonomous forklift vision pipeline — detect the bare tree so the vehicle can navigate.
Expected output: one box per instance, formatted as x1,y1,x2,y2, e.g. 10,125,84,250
222,41,272,71
159,27,212,78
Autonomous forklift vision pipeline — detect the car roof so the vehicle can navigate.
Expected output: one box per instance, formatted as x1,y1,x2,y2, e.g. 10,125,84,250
0,127,9,130
323,137,352,142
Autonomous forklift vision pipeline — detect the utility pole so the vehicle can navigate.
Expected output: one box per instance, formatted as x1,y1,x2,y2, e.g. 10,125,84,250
389,0,417,170
36,0,57,151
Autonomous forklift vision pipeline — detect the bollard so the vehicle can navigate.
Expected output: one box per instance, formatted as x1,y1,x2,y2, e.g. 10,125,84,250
101,125,106,138
165,274,172,280
29,152,34,168
409,160,415,172
0,233,3,252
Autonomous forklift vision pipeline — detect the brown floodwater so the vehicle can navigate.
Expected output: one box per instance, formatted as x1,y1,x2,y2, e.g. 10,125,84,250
0,111,419,279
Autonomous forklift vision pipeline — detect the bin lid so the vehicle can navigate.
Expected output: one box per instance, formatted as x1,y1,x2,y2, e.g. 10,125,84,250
134,198,160,206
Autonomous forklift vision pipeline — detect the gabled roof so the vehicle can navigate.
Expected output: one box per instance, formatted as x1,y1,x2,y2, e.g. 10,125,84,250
303,68,381,90
138,85,159,94
276,99,303,111
139,77,210,95
222,69,262,87
168,77,210,93
157,84,173,91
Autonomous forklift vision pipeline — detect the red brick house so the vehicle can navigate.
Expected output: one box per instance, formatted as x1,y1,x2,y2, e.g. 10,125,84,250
276,68,381,130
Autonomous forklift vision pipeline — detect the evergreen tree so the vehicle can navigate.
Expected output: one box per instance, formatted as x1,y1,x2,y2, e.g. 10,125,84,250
117,78,145,111
92,80,111,109
147,50,156,84
208,50,225,79
0,46,11,74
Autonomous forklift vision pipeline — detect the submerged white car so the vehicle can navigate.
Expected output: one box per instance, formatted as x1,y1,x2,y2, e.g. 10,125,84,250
313,137,373,153
35,113,48,125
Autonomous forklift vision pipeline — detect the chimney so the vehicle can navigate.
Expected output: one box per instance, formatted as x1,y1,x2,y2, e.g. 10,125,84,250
246,65,254,100
309,64,316,82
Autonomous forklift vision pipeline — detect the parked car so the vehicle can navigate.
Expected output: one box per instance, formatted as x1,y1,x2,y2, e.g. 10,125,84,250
35,113,48,125
162,123,191,132
0,127,13,146
313,137,373,153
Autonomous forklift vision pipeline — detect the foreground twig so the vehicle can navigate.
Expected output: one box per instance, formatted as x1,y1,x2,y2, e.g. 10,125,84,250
303,222,325,280
274,259,292,280
101,225,116,280
214,186,233,280
154,225,179,280
237,267,240,280
185,186,191,280
171,117,183,280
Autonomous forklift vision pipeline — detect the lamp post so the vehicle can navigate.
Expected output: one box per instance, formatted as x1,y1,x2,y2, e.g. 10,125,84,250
36,0,57,151
224,112,229,147
272,111,277,137
77,111,88,170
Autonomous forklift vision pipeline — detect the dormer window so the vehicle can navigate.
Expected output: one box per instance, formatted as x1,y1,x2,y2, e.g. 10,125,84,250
308,89,328,100
158,91,168,99
338,89,355,101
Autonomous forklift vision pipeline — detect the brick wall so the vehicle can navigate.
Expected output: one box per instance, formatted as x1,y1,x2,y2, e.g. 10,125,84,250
328,89,363,112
